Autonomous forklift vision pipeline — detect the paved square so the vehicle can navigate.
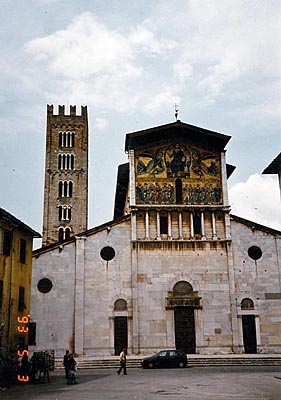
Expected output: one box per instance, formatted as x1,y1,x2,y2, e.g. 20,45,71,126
1,366,281,400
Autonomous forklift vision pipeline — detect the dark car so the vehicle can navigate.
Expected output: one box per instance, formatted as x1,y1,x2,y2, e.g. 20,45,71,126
141,350,187,369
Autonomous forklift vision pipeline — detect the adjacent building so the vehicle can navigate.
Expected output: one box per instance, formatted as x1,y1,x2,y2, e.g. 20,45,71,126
30,114,281,357
0,208,40,355
263,152,281,199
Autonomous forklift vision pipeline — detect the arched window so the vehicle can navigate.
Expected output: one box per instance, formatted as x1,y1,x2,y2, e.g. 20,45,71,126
241,298,254,310
58,226,71,241
114,299,127,311
65,227,71,240
58,154,75,170
176,179,182,204
69,181,73,197
59,131,75,148
58,181,73,198
173,281,193,297
58,227,64,242
58,181,63,197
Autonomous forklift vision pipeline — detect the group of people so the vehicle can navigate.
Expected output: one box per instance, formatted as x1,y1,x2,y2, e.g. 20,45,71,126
63,351,77,385
63,348,128,383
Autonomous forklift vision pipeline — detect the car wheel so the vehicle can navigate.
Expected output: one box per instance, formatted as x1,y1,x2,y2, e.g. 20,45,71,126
179,362,185,368
148,362,154,369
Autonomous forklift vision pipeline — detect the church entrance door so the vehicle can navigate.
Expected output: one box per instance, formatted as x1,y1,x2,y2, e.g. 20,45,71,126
242,315,257,354
114,316,128,355
174,306,196,354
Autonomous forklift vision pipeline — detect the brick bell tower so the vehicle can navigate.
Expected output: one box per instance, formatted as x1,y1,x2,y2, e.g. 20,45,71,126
42,105,88,246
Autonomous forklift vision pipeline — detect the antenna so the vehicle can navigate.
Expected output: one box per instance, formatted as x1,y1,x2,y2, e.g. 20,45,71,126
174,104,179,121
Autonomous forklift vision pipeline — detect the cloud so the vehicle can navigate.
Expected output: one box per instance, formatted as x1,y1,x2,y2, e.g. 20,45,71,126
229,174,281,230
22,3,281,116
94,118,109,130
169,0,281,100
24,12,176,113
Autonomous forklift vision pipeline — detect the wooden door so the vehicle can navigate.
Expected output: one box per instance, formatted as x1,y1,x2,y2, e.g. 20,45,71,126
174,306,196,354
114,316,128,356
242,315,257,354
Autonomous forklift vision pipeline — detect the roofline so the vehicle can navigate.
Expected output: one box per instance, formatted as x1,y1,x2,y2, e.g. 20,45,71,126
33,215,131,256
262,153,281,174
230,214,281,236
0,207,41,238
125,120,231,151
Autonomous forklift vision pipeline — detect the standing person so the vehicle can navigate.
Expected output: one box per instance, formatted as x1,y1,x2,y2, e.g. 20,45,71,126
63,350,70,379
67,354,77,385
117,348,127,375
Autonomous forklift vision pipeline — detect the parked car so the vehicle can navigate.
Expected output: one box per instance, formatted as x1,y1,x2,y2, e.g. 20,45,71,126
141,350,187,369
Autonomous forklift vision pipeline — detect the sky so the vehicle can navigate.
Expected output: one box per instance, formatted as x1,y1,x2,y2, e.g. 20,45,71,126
0,0,280,249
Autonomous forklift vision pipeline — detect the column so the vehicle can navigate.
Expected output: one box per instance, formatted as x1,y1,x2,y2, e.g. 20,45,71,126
168,212,172,239
178,212,183,239
131,247,139,353
212,211,217,240
131,210,137,241
74,236,86,355
190,212,194,238
156,211,161,240
145,211,150,239
201,212,206,240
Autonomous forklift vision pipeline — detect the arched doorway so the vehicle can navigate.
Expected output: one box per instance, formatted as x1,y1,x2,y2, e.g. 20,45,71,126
241,298,257,354
167,281,201,354
114,299,128,355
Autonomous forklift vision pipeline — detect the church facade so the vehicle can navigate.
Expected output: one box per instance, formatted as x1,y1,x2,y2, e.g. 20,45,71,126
30,113,281,357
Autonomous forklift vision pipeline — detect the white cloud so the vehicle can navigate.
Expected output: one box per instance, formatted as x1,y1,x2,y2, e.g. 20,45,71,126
169,0,281,99
229,174,281,231
22,3,281,116
94,118,109,130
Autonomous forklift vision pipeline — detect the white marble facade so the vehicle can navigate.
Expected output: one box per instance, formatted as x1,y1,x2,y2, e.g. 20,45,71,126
30,121,281,357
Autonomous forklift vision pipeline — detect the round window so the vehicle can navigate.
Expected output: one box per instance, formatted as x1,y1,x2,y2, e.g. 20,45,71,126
248,246,262,260
100,246,115,261
37,278,53,293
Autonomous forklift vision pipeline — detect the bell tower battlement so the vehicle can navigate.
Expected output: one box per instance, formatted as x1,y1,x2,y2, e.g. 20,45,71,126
42,104,89,246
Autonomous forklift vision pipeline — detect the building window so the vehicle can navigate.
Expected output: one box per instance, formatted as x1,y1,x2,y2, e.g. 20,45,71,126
241,298,254,310
59,131,75,148
173,281,193,296
193,213,201,235
160,215,168,234
58,205,72,221
18,286,25,312
65,227,71,240
100,246,115,261
0,280,3,309
58,227,72,242
248,246,262,261
37,278,53,294
114,299,127,311
58,181,73,198
20,239,26,264
0,228,12,256
58,154,75,170
175,179,182,204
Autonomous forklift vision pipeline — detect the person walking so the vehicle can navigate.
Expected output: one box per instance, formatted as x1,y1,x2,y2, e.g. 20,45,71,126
117,348,127,375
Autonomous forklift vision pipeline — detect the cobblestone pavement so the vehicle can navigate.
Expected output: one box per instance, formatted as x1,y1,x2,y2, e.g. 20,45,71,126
1,366,281,400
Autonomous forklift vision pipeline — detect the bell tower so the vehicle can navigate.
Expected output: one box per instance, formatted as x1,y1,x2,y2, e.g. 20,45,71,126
42,105,88,246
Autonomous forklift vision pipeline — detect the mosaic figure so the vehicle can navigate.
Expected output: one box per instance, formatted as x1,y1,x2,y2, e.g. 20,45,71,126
137,149,165,176
166,143,190,177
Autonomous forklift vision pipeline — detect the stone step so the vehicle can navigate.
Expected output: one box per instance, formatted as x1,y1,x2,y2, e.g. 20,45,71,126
56,355,281,369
